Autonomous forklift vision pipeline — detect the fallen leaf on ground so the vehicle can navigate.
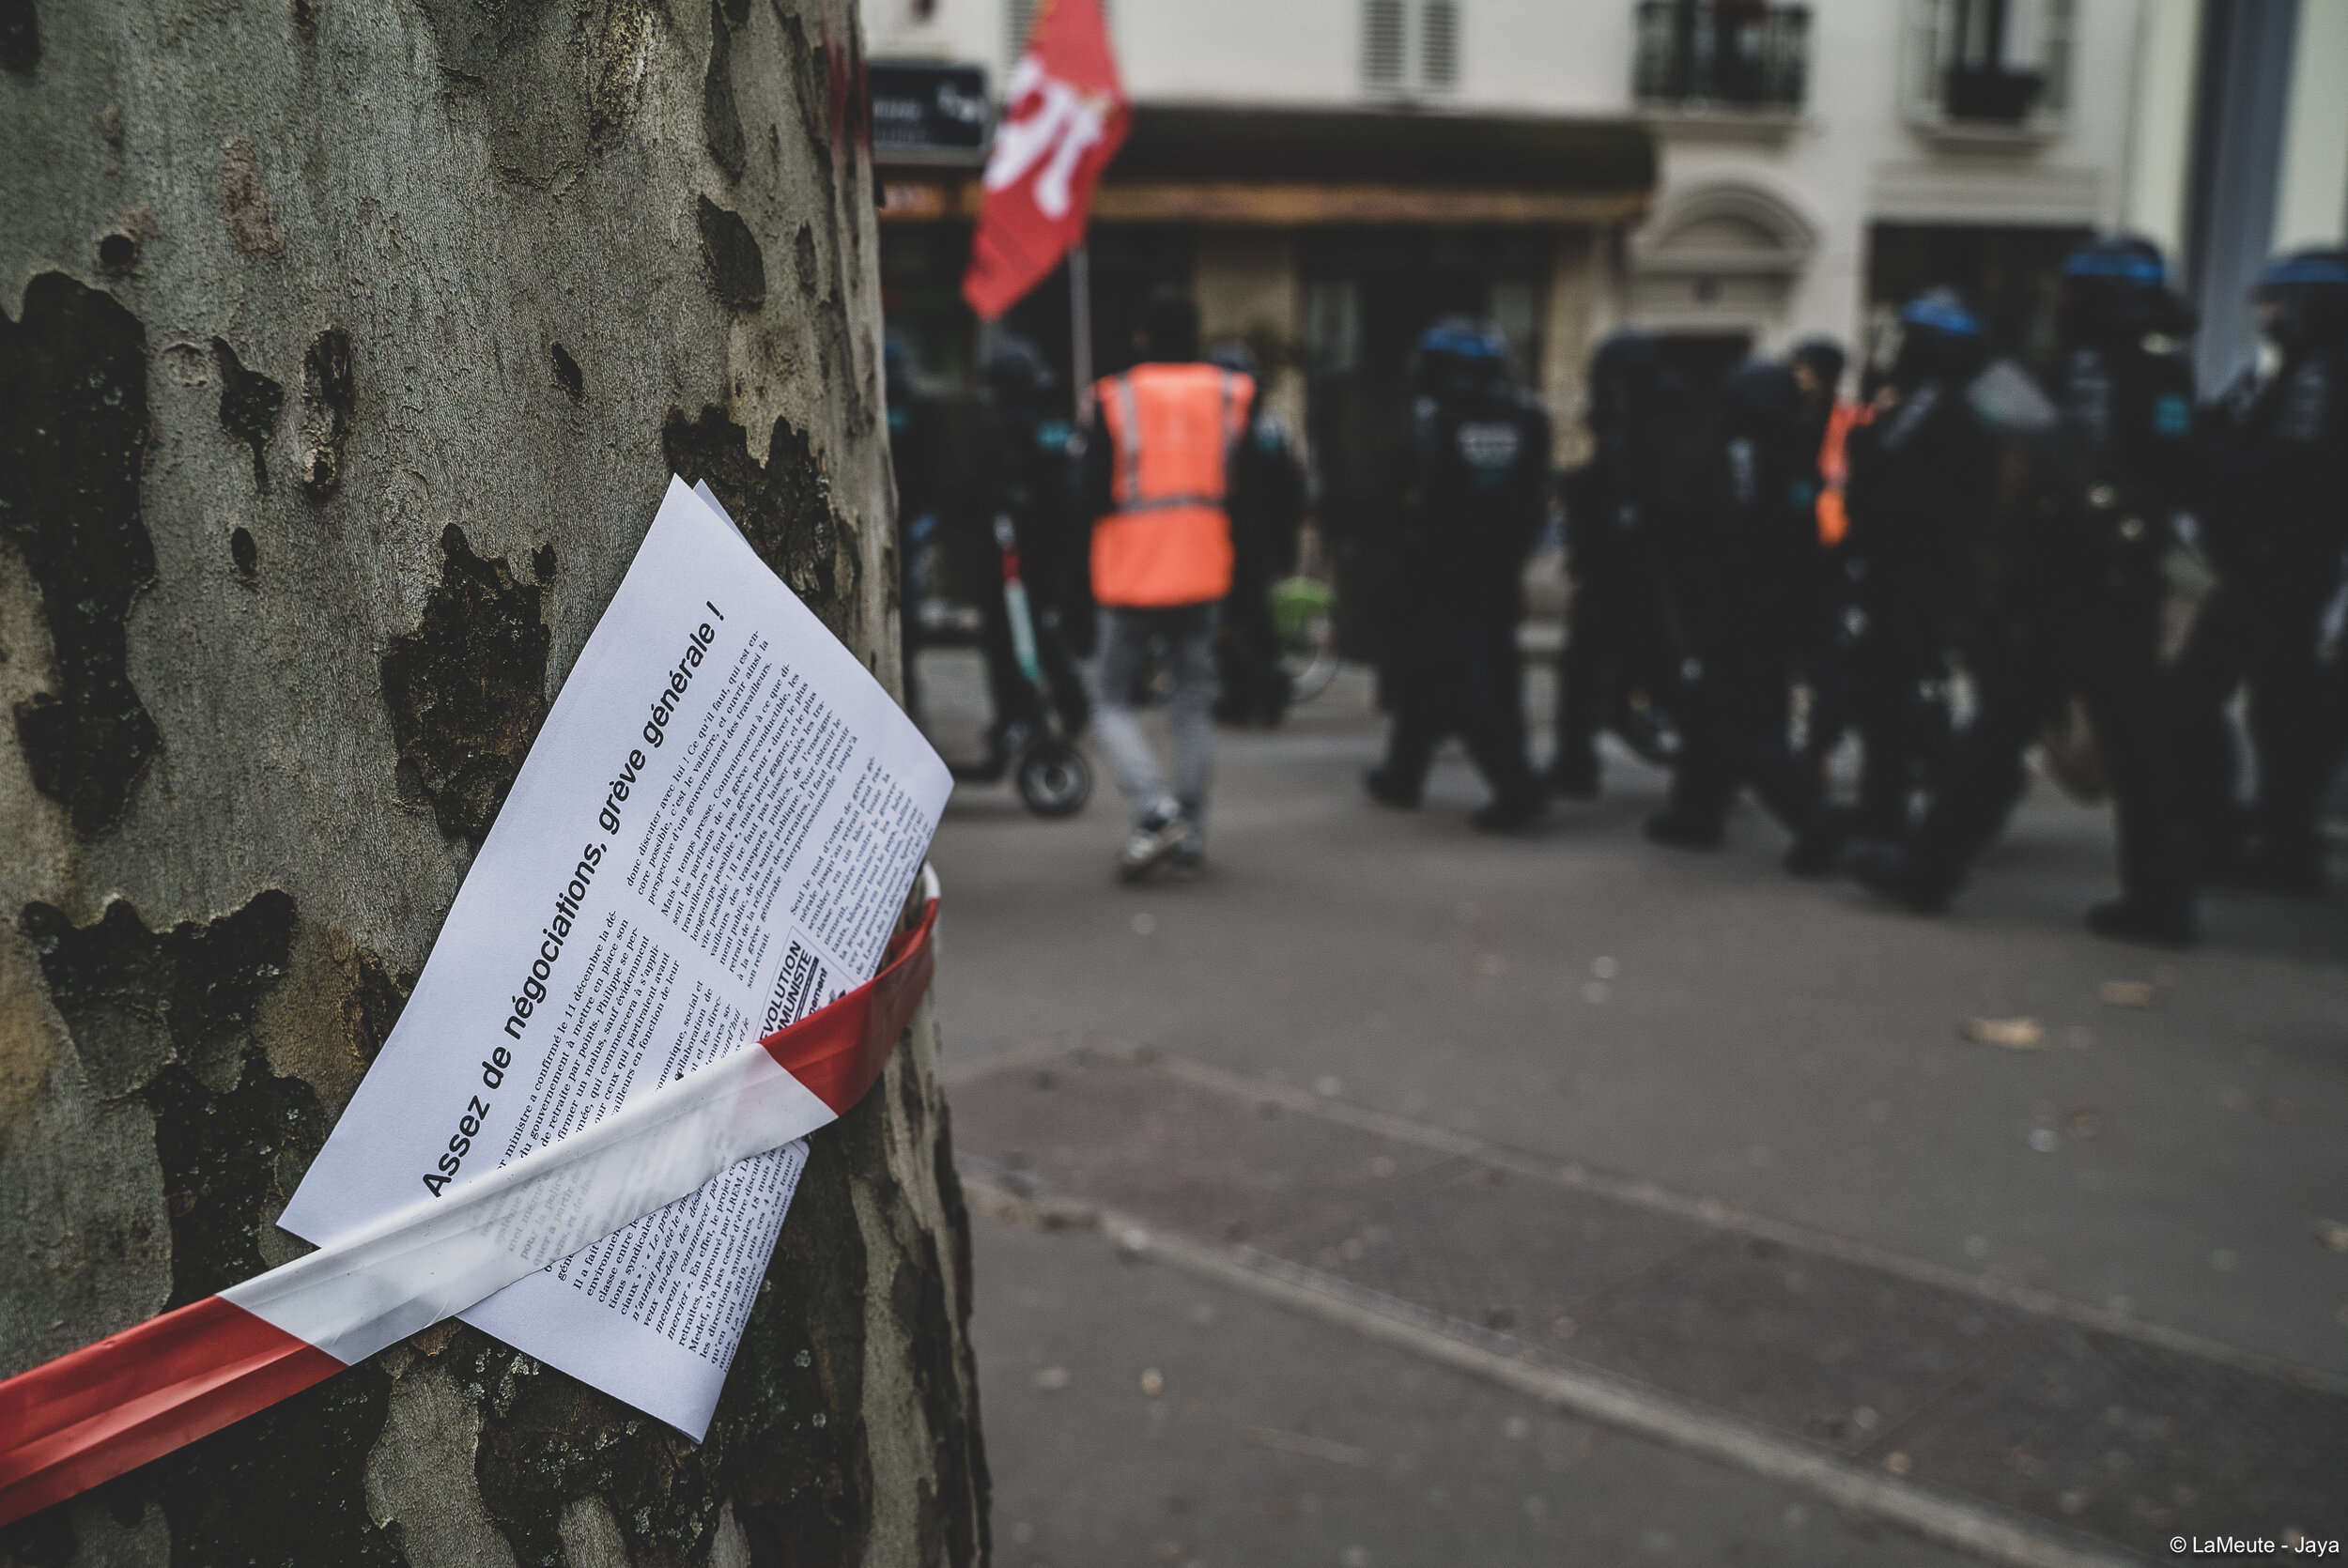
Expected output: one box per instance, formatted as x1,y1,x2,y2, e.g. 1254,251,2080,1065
1964,1016,2047,1050
2316,1221,2348,1253
1139,1368,1165,1395
2099,980,2159,1008
2065,1104,2101,1138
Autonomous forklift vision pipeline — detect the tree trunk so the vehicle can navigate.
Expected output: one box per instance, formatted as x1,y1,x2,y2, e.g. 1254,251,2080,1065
0,2,988,1564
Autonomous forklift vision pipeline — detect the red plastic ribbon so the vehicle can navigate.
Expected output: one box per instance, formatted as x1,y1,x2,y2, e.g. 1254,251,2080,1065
0,890,938,1529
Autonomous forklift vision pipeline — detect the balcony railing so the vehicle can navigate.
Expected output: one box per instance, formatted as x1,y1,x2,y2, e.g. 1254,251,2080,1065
1634,1,1810,113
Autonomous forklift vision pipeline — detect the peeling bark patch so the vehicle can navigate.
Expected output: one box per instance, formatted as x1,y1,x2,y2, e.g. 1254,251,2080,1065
548,342,582,402
20,889,296,1107
717,1115,873,1565
143,1044,329,1306
413,0,591,186
220,137,287,259
0,0,35,75
695,197,765,312
471,1333,728,1567
531,543,557,582
662,407,843,607
331,920,413,1066
329,921,413,1068
790,223,818,293
143,1360,403,1567
589,0,655,149
894,1218,982,1566
231,526,258,577
212,337,284,491
703,0,746,181
0,273,162,836
300,324,353,497
379,525,550,843
0,1503,73,1563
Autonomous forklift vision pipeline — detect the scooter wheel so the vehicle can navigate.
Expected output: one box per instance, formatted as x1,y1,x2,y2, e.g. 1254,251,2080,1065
1016,740,1092,819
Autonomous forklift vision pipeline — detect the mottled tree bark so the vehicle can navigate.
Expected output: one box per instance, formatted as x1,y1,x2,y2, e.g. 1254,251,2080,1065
0,3,987,1564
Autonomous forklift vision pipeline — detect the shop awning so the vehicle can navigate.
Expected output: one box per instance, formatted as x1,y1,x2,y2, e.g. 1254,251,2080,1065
876,103,1655,227
1095,104,1654,224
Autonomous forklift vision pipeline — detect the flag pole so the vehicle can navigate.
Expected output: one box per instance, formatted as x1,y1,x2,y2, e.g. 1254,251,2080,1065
1068,241,1094,425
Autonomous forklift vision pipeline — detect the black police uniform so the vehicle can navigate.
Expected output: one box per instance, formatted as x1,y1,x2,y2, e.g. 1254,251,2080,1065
1646,356,1844,870
1214,401,1307,727
1841,304,1994,841
1368,359,1552,827
1858,270,2201,942
2181,266,2348,891
1551,331,1700,795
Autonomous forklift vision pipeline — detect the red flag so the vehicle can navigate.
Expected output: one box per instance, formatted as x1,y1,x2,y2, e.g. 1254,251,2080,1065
962,0,1129,321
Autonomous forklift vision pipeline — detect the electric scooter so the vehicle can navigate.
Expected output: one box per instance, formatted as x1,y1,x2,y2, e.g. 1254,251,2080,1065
948,515,1092,818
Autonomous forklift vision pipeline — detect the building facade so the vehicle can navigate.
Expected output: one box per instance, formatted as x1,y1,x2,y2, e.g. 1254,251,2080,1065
865,0,2348,455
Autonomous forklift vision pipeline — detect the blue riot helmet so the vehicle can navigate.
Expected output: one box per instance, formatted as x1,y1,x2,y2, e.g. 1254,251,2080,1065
2058,234,2193,346
1890,288,1986,387
1415,315,1508,394
2255,248,2348,349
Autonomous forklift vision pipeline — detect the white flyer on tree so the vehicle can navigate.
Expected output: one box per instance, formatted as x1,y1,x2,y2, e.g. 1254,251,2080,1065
280,476,950,1437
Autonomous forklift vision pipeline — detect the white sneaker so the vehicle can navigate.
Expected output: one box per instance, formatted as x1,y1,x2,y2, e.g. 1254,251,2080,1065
1117,814,1190,882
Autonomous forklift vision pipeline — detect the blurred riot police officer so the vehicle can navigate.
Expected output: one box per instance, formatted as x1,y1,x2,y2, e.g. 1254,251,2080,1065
1840,290,1994,845
1644,342,1848,872
2180,249,2348,894
1850,239,2201,945
1550,331,1697,798
980,336,1090,738
1205,340,1308,728
1366,319,1552,831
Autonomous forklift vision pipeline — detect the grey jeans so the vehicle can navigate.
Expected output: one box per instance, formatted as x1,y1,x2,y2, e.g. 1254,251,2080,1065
1091,604,1217,829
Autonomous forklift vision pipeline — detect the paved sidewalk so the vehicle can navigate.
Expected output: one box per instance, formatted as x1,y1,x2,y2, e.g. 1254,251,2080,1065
952,1050,2346,1561
973,1212,1974,1568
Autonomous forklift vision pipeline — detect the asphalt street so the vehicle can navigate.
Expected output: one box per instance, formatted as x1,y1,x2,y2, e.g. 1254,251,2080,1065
919,646,2348,1565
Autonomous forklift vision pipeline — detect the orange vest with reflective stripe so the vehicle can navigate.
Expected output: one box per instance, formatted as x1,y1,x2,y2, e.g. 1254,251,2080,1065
1091,362,1253,607
1814,398,1869,548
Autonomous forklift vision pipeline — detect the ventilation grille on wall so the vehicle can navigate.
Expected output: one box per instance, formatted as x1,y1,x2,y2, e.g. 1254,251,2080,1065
1363,0,1457,93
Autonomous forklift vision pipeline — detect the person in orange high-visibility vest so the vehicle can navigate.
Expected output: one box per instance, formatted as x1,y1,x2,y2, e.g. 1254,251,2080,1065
1076,289,1256,881
1812,389,1867,549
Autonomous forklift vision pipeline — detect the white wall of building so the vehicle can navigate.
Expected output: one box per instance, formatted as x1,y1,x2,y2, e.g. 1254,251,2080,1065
865,0,2168,361
2122,0,2201,261
2275,0,2348,250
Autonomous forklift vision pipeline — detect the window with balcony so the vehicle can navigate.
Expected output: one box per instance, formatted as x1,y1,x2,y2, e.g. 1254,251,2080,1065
1633,1,1810,114
1907,0,2074,140
1363,0,1459,95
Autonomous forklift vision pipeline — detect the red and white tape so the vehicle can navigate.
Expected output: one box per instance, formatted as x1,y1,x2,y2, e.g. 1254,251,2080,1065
0,869,941,1529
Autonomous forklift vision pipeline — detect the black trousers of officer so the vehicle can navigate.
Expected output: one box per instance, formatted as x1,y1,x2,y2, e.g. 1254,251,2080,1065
1555,526,1684,778
1214,561,1290,727
1383,586,1540,802
2175,556,2342,870
1846,570,1950,839
1662,582,1830,837
1908,593,2194,915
